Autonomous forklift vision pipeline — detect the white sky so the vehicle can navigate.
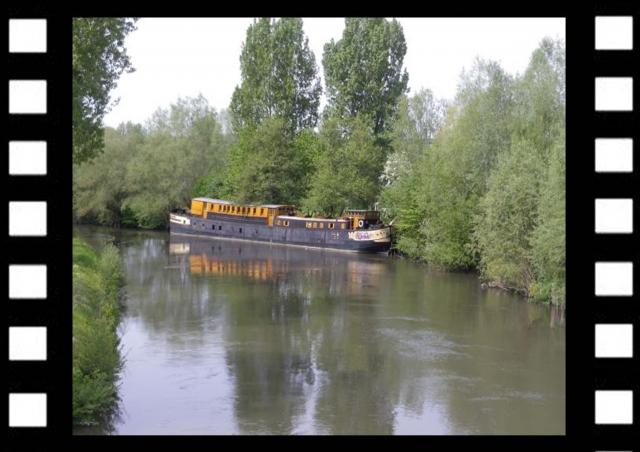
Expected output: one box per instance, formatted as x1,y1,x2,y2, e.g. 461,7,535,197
103,17,565,128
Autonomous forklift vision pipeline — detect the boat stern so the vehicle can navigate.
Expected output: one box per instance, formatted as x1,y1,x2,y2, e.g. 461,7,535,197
347,227,392,253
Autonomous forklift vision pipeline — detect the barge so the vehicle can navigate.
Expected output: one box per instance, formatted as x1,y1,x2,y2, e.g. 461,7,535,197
169,197,392,253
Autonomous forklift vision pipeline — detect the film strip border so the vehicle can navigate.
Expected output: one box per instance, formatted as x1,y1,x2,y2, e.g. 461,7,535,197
6,9,71,440
589,2,640,450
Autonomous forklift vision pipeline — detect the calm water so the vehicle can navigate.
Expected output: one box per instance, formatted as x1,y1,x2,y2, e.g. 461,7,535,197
75,226,565,435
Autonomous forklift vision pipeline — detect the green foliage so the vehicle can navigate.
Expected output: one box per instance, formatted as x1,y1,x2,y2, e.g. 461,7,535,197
230,18,321,134
473,139,542,290
381,39,566,304
303,116,387,217
73,18,137,164
73,239,123,425
73,125,144,226
530,134,565,304
382,90,446,185
416,60,515,269
221,118,315,205
73,96,229,229
323,18,409,136
379,89,446,257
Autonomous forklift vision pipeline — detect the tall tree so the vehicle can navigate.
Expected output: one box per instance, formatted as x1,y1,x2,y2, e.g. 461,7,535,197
230,18,321,134
322,18,409,136
72,18,137,164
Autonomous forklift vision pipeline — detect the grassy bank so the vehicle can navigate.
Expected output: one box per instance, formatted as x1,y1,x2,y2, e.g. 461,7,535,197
72,238,124,425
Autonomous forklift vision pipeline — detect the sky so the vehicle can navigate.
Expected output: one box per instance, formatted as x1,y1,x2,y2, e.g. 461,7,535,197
103,18,565,128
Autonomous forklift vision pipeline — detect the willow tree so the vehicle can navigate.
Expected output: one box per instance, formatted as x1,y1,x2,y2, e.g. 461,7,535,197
124,96,226,228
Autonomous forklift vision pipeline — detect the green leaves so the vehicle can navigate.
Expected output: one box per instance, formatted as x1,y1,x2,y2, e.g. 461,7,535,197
73,96,228,229
323,18,409,136
73,18,137,165
219,118,317,205
379,39,566,304
73,239,123,424
230,18,321,135
302,116,387,217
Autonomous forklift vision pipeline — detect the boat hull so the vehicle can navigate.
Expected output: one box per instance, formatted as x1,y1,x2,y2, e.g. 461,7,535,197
169,213,391,253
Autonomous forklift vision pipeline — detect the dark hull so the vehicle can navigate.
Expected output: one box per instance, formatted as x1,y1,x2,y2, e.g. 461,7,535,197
170,214,391,253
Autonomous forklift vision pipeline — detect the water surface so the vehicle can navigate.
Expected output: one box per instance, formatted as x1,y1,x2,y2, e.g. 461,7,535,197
75,226,565,435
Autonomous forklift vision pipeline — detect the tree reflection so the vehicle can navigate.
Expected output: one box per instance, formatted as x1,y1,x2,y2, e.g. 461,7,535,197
74,227,565,435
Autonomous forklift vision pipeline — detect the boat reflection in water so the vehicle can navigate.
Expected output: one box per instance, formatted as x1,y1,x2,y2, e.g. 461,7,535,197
78,226,564,435
169,234,389,297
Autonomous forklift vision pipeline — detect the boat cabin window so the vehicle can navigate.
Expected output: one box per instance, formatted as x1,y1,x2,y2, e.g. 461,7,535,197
260,208,265,215
341,223,346,229
312,222,317,228
328,223,334,229
319,222,324,229
284,220,289,227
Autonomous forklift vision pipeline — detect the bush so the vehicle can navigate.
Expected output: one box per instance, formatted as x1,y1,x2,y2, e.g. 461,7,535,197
72,238,123,424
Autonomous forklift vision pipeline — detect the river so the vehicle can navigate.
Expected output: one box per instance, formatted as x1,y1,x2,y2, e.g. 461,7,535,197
74,225,565,435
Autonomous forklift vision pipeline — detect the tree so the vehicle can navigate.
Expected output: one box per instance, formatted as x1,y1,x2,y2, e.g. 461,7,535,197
221,118,315,205
381,89,446,185
407,60,515,269
530,132,565,304
73,124,143,226
322,18,409,137
473,138,542,291
472,39,565,299
72,18,137,164
125,96,226,228
303,116,387,217
378,89,445,257
230,18,321,134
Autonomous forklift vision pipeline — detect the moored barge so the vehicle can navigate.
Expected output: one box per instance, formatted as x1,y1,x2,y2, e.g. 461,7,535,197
169,197,392,253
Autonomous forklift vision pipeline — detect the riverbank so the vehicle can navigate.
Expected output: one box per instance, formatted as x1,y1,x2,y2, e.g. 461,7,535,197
72,238,124,425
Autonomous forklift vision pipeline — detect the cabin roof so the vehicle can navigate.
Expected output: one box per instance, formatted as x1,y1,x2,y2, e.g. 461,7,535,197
193,197,232,204
277,215,348,222
261,204,294,208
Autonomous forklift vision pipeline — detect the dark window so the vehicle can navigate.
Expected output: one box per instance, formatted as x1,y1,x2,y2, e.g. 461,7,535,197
218,225,222,230
239,228,242,233
212,225,215,230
